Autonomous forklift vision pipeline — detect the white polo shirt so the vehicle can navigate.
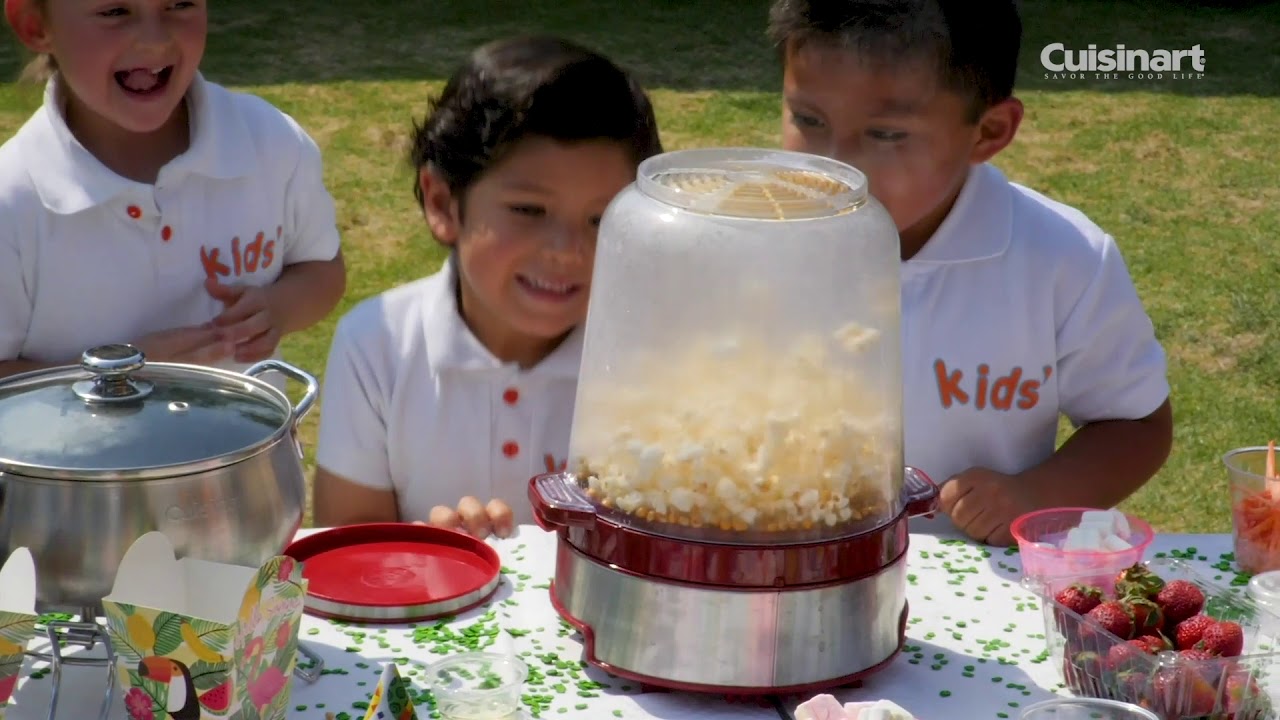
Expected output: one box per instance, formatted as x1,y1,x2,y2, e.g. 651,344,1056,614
0,73,341,375
315,257,582,525
903,163,1170,528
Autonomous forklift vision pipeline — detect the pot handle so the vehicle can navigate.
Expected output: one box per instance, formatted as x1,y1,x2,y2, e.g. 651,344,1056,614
245,359,319,428
904,466,940,518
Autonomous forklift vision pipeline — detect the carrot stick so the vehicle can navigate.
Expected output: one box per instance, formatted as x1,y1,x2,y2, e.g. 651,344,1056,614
1243,505,1273,520
1247,522,1275,540
1267,440,1280,499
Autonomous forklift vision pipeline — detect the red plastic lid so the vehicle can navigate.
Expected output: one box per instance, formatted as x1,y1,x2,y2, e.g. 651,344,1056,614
284,523,502,624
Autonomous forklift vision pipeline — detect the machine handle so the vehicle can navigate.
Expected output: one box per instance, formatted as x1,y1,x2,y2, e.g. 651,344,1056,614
903,466,940,518
528,473,598,531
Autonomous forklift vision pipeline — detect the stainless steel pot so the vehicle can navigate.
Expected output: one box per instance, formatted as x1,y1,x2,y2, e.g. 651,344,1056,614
0,344,316,614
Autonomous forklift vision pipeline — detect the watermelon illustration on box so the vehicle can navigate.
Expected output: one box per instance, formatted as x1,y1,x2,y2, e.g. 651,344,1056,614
0,548,38,719
101,532,307,720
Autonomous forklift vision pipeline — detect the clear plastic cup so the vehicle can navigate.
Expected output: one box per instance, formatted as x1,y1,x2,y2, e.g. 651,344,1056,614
1019,698,1159,720
426,652,528,720
1247,569,1280,635
1010,507,1154,582
1224,446,1280,574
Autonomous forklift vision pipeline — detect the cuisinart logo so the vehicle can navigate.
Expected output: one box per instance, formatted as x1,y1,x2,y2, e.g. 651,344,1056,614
1040,43,1206,80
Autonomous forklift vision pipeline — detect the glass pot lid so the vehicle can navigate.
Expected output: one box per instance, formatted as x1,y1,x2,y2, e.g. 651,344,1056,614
0,344,292,480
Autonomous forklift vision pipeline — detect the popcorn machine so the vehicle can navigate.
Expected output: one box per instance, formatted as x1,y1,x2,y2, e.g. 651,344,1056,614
530,148,939,694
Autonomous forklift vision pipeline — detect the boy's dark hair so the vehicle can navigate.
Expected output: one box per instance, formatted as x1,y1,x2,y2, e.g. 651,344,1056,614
410,35,664,210
767,0,1021,121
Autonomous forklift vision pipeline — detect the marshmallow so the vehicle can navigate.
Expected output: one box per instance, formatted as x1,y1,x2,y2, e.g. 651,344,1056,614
852,701,915,720
1111,511,1132,538
1102,534,1133,552
1080,509,1132,538
1075,518,1114,535
795,695,848,720
1063,526,1105,551
795,695,915,720
1054,509,1136,553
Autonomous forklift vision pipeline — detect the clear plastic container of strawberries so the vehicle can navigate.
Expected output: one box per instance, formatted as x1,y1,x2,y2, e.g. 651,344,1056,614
1025,558,1278,719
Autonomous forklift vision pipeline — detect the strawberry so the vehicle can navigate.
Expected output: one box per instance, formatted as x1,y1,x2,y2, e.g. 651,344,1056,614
1115,669,1148,700
1087,600,1135,639
1115,563,1166,600
1123,597,1165,637
1053,584,1105,637
1054,584,1103,616
1224,670,1268,717
1133,634,1172,654
1152,665,1217,718
1071,649,1104,676
1065,650,1102,694
1108,639,1153,672
1061,656,1082,692
1196,620,1245,657
1177,647,1237,697
1062,625,1089,659
1174,614,1216,650
1154,579,1206,625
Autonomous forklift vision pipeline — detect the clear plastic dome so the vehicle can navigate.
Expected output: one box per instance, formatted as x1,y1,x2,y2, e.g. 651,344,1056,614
568,148,904,542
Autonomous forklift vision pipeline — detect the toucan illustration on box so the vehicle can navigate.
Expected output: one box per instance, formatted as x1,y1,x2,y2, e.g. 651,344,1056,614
137,656,201,720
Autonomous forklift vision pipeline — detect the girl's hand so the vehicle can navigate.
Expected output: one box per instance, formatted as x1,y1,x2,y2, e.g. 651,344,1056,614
938,467,1036,547
133,325,234,364
206,278,281,363
424,497,515,539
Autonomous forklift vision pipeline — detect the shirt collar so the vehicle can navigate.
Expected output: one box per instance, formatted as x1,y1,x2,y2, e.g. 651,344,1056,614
906,162,1013,266
424,255,584,378
25,72,256,215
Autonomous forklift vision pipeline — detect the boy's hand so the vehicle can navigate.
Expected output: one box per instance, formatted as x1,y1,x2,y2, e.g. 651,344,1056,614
205,278,281,363
423,497,515,540
134,325,234,365
938,467,1038,547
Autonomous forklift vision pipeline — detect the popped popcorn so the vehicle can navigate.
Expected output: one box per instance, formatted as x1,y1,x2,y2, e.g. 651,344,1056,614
570,324,900,533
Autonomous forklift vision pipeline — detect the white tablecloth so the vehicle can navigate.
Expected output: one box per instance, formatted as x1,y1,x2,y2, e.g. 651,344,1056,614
3,528,1238,720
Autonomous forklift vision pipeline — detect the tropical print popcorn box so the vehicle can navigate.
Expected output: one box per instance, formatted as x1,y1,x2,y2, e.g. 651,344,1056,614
102,532,306,720
362,663,420,720
0,548,38,717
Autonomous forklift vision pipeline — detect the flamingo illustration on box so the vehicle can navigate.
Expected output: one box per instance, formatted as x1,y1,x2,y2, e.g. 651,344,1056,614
0,548,38,719
101,532,306,720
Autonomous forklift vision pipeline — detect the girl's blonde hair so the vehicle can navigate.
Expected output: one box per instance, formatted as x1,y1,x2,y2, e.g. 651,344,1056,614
19,53,55,84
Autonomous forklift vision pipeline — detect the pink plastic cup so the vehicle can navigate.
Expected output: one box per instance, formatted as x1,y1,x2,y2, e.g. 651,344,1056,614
1010,507,1154,583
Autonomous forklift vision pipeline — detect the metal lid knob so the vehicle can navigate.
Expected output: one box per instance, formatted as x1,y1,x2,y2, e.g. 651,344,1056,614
73,344,154,403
